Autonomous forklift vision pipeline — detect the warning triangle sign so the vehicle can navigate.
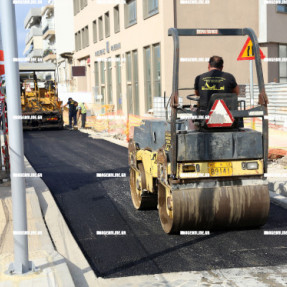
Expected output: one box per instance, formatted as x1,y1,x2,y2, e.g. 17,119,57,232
206,100,234,127
237,37,265,61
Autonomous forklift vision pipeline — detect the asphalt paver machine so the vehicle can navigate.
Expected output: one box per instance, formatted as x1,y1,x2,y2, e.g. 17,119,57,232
19,63,63,129
128,28,270,234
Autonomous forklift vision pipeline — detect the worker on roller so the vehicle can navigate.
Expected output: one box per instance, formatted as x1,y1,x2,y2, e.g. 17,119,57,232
194,56,239,111
77,102,88,129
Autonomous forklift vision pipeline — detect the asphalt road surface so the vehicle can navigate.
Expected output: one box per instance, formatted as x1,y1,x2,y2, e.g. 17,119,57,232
24,130,287,279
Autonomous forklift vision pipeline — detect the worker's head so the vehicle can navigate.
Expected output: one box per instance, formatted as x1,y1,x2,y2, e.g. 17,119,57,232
68,97,72,101
208,56,223,71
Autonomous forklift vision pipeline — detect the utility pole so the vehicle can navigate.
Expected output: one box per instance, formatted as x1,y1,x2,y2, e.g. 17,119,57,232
0,0,34,274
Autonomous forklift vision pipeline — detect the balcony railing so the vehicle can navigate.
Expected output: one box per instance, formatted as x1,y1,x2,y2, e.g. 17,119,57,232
24,8,42,29
42,20,55,35
26,49,43,59
43,48,56,58
25,27,43,44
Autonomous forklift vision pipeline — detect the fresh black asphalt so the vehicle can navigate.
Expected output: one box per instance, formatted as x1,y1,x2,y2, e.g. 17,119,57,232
24,130,287,279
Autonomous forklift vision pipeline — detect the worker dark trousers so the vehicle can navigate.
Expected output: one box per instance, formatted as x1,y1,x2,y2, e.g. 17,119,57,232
81,113,86,128
69,112,77,127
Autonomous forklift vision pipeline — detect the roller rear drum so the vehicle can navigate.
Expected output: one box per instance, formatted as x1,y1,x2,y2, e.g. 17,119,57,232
158,182,270,234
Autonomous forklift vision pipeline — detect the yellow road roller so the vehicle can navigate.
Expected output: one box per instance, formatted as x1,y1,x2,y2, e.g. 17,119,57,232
129,28,270,234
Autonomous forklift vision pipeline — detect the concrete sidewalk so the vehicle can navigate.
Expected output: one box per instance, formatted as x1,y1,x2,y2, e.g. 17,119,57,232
0,183,75,287
244,119,287,151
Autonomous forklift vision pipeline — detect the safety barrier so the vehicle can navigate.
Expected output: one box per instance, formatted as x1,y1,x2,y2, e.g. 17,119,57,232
241,83,287,128
62,105,155,141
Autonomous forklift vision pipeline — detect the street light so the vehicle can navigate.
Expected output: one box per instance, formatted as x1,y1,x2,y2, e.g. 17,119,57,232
0,0,35,274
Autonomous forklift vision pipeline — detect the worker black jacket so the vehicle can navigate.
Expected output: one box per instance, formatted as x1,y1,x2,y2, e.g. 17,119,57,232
67,99,77,115
194,69,237,110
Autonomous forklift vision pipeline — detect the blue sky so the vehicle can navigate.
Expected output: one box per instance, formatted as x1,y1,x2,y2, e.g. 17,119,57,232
15,0,49,56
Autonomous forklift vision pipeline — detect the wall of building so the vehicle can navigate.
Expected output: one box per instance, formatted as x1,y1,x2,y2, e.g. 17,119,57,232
175,0,260,98
267,4,287,43
55,0,75,93
73,0,175,114
266,4,287,83
55,0,75,56
72,1,287,114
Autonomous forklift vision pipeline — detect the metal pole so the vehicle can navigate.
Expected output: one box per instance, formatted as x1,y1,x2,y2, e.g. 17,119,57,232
0,0,32,274
168,28,179,178
250,60,255,130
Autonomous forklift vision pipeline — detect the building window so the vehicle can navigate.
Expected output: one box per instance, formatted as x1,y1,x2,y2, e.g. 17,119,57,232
95,62,99,87
94,61,101,101
100,61,106,103
81,28,85,49
73,0,80,15
93,20,97,43
116,55,122,111
75,33,78,51
132,50,139,115
105,12,110,38
85,25,89,47
144,43,161,111
114,5,120,33
144,46,152,111
126,52,132,114
279,45,287,83
80,0,87,10
107,59,113,104
143,0,159,19
99,16,103,41
153,44,161,98
277,4,287,13
80,26,89,48
125,0,137,28
77,32,82,50
126,50,139,115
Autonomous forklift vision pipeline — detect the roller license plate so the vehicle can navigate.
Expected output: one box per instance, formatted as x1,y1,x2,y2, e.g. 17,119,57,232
208,162,232,177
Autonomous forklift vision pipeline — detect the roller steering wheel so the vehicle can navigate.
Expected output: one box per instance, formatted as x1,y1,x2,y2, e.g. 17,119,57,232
186,94,199,102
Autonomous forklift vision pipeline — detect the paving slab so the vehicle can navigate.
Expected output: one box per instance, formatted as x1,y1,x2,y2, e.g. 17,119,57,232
98,265,287,287
24,157,97,287
0,184,75,287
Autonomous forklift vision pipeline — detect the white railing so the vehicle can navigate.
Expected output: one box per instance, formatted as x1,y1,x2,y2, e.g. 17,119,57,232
240,83,287,127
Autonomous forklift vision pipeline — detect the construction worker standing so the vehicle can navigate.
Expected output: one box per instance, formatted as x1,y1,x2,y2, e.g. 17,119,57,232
62,97,78,128
77,102,88,128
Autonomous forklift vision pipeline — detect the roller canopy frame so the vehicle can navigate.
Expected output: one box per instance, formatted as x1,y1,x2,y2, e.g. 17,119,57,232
168,28,269,177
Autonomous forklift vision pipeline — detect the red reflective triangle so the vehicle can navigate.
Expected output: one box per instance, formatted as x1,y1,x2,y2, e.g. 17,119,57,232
0,65,5,76
206,99,234,127
0,50,4,61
